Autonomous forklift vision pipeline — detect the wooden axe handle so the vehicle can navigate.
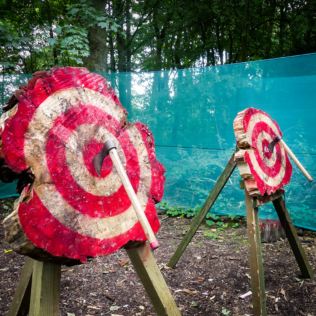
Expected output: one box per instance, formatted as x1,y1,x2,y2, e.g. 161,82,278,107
109,148,159,250
281,139,313,182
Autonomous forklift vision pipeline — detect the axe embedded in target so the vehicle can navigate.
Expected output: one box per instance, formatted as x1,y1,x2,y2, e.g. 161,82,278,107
234,108,293,196
93,139,159,249
0,67,182,316
1,67,165,262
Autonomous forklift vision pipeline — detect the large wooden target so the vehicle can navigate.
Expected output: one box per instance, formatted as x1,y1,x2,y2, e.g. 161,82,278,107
1,67,165,261
234,108,292,196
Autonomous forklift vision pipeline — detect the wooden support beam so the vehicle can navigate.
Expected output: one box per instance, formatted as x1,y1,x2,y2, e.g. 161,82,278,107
273,196,314,279
167,153,236,268
8,258,33,316
29,260,61,316
245,190,267,316
126,243,181,316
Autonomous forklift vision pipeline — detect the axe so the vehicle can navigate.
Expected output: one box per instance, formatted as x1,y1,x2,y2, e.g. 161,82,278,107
269,136,313,182
93,139,159,250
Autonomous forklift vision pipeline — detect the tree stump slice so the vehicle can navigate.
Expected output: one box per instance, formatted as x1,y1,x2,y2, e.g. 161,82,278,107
1,67,165,262
233,108,292,197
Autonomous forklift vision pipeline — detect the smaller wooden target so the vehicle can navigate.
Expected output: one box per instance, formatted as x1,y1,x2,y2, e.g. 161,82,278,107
234,108,292,196
1,67,165,262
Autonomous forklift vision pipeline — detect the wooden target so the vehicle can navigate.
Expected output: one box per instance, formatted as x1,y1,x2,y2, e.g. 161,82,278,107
234,108,292,196
1,67,165,261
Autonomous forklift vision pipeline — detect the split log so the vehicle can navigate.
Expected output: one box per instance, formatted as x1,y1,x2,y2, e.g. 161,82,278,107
1,67,165,263
234,108,292,197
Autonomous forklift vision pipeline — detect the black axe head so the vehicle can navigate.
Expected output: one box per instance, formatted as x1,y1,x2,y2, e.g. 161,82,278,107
92,139,116,176
268,135,281,153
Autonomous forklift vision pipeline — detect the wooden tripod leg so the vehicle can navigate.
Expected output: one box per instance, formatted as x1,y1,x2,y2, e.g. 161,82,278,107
8,258,33,316
245,191,267,316
273,196,314,278
29,260,61,316
126,243,181,316
167,153,236,268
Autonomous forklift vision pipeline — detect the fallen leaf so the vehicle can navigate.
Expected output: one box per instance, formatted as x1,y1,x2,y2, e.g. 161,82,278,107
280,288,287,301
110,305,120,311
175,288,198,295
195,276,205,283
0,268,9,272
87,305,101,310
118,258,129,267
239,291,252,299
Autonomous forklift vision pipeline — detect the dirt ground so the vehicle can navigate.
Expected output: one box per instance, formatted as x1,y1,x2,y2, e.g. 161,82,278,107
0,204,316,316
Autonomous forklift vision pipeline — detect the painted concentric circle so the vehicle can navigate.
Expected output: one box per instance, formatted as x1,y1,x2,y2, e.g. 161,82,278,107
237,108,292,195
1,67,165,261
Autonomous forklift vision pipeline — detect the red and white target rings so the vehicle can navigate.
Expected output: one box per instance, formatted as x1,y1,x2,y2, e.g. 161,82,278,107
1,67,165,261
234,108,292,196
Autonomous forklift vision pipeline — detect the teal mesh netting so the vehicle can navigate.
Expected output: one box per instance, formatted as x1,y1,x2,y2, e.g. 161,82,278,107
1,54,315,230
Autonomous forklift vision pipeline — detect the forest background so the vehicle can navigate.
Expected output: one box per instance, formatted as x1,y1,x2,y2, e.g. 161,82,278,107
1,0,315,74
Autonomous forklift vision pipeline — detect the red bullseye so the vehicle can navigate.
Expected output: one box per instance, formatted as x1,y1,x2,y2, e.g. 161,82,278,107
234,107,292,196
0,67,165,261
262,139,273,159
83,140,113,178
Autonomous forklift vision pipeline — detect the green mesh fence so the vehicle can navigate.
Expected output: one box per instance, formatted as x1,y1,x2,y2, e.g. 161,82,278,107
1,54,316,230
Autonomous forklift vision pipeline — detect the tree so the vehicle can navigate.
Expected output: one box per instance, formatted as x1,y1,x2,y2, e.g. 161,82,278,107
0,0,119,73
1,0,315,74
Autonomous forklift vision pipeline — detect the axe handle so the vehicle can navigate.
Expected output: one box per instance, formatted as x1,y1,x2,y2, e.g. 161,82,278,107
108,148,159,250
281,139,313,182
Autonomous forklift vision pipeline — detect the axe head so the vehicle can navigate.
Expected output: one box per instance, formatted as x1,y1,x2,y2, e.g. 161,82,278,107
92,139,116,176
268,135,281,153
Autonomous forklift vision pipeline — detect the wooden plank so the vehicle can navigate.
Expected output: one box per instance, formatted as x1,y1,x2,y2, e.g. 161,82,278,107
126,243,181,316
29,260,61,316
245,190,267,316
167,153,236,268
7,258,33,316
273,196,314,278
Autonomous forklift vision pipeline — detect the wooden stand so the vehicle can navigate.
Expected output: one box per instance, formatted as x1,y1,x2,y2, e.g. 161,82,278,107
168,153,237,268
167,153,313,316
8,243,181,316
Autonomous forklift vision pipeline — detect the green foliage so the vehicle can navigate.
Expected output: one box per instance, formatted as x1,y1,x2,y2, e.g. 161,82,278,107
58,26,90,65
1,0,315,73
203,230,220,240
159,201,201,218
0,0,120,72
206,213,243,229
221,307,231,316
0,198,14,217
159,201,244,230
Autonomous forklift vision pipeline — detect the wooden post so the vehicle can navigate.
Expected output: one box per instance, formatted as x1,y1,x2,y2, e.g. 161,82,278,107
167,153,236,268
8,258,33,316
245,190,267,316
29,260,61,316
273,196,314,278
126,243,181,316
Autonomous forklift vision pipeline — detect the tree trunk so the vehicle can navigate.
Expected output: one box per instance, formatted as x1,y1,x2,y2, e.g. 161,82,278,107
84,0,108,71
278,1,286,55
109,31,116,71
44,0,58,65
153,9,165,70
